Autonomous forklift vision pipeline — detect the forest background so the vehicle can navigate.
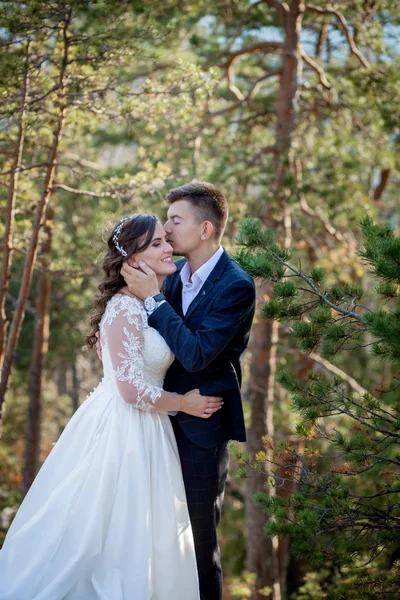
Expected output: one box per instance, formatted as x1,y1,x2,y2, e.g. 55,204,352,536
0,1,399,599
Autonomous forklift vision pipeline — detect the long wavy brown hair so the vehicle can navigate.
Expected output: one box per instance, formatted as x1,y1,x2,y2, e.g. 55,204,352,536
86,214,159,349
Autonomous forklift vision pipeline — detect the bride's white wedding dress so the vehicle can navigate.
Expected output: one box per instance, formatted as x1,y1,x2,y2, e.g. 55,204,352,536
0,293,199,600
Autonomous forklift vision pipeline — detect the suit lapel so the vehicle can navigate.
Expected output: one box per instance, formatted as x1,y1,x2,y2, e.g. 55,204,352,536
184,249,231,320
184,277,215,320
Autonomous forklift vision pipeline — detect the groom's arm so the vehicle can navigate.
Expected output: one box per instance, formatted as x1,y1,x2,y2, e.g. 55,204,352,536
148,280,255,372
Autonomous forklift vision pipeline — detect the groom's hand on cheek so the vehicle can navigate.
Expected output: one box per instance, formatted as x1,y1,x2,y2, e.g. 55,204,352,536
121,261,159,300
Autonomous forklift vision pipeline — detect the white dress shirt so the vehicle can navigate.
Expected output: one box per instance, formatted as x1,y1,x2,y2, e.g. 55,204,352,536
180,246,224,316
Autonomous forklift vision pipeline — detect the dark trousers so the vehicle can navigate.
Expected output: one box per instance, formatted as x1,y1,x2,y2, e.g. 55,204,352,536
172,419,230,600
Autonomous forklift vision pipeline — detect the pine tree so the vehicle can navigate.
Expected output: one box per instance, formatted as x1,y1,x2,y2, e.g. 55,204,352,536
234,216,400,597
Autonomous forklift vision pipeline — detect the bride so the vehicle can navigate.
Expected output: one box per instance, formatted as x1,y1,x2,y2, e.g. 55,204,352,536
0,214,223,600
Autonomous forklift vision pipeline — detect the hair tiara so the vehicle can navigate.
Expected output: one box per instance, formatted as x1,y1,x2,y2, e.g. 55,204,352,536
112,216,133,257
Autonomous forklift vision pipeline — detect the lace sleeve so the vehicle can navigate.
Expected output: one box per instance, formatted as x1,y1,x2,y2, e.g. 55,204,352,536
103,301,162,411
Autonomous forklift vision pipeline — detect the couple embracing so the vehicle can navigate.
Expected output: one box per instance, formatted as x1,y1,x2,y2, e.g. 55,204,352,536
0,182,256,600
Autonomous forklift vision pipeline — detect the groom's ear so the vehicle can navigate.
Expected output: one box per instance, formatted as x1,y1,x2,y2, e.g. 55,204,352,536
200,221,214,241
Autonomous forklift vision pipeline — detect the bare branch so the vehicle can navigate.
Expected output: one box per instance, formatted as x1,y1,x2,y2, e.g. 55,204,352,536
300,48,332,89
247,69,283,99
315,19,329,57
208,69,282,119
0,162,48,177
295,158,347,243
308,352,371,397
261,0,290,20
305,4,370,68
52,183,121,199
299,195,346,242
60,153,103,171
28,84,60,106
6,293,35,316
246,144,279,166
220,41,283,69
227,64,245,101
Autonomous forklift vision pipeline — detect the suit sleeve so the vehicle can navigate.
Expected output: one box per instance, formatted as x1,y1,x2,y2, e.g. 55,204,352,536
148,279,256,372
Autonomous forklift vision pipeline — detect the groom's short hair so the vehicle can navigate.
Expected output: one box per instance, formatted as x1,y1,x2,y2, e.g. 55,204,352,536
166,181,229,240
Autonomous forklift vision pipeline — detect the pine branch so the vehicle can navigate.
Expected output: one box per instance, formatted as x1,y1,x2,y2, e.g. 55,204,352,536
321,396,400,439
278,259,362,321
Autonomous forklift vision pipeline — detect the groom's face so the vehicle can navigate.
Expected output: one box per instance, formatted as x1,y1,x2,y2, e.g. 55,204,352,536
164,200,204,256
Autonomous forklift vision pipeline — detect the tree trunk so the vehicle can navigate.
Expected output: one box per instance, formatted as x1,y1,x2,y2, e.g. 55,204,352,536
0,11,72,431
245,2,303,598
24,208,53,494
275,2,303,154
245,285,278,600
278,354,313,595
373,168,391,202
0,42,30,370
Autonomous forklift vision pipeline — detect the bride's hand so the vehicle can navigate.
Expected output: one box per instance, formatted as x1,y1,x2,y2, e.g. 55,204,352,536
121,261,159,301
180,389,223,419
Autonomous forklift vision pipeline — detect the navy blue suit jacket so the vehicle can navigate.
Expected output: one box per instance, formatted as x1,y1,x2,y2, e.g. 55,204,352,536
148,249,256,448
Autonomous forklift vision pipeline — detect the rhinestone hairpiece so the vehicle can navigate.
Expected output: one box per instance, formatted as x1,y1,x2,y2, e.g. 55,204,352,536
112,216,132,257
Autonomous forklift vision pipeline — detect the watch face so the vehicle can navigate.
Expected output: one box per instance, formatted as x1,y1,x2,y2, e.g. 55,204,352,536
145,297,156,311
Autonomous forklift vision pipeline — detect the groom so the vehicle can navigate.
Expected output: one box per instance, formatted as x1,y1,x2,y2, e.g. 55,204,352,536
122,181,256,600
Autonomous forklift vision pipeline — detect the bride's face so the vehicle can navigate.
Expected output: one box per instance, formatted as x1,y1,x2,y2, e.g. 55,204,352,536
129,222,176,276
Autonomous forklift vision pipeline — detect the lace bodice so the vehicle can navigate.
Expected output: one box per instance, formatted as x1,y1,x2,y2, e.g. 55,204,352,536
100,293,174,411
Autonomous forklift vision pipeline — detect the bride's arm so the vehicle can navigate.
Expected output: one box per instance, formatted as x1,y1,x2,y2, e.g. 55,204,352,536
103,310,222,416
104,311,180,412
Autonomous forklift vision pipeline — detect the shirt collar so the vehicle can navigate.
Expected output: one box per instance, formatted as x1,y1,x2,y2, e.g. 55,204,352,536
180,246,224,287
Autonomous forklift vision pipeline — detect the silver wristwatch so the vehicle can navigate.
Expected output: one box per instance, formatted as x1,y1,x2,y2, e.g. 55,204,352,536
144,293,166,314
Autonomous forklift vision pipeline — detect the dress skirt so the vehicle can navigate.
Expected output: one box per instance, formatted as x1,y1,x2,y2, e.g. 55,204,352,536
0,380,199,600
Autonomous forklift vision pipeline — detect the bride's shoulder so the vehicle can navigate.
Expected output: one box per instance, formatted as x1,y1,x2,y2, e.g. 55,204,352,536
102,293,146,328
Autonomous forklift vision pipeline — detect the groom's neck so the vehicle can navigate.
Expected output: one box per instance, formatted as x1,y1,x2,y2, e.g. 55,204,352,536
186,242,221,275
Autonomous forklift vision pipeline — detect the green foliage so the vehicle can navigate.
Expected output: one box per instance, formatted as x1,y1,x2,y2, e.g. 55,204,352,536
360,216,400,283
237,217,400,595
309,268,327,285
1,1,400,596
236,217,400,368
236,219,291,263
